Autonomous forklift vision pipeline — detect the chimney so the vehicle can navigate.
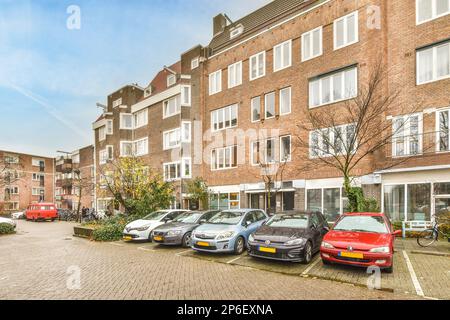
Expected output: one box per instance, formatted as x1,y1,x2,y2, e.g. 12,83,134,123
213,14,227,36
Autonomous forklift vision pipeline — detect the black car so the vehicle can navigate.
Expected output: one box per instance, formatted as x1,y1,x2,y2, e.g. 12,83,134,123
247,211,329,264
151,210,220,247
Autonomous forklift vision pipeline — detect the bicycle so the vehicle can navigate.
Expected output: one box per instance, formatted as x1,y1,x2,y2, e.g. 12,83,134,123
417,220,450,247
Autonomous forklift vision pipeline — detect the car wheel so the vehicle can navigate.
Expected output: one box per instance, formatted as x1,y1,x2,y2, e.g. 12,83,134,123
384,263,393,274
302,241,313,264
182,232,192,248
234,236,245,255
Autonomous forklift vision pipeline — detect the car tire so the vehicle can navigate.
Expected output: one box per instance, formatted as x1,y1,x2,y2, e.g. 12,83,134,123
234,236,245,255
182,232,192,248
384,263,393,274
301,241,313,264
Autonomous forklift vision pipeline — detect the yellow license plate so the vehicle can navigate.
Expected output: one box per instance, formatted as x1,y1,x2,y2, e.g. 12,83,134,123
339,251,364,259
153,236,163,241
197,241,210,247
123,236,132,241
259,246,276,253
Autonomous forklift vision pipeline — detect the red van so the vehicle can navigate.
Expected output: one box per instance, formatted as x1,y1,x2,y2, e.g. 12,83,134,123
26,203,58,222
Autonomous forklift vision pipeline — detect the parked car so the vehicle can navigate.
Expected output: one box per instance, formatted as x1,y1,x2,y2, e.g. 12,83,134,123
0,217,16,229
320,212,402,273
152,210,220,247
25,203,58,221
247,211,329,264
191,209,268,255
122,209,187,242
11,211,25,219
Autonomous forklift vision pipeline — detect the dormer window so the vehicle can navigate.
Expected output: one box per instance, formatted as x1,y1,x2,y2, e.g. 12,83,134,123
144,87,152,98
230,24,244,39
167,74,176,87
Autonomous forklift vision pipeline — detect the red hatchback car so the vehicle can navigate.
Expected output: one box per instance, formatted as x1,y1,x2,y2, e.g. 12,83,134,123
26,203,58,222
320,212,402,273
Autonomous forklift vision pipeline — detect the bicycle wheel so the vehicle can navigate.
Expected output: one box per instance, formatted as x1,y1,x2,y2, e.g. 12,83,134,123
417,228,437,247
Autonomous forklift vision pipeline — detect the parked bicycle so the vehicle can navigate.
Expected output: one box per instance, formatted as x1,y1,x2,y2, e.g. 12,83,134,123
417,219,450,247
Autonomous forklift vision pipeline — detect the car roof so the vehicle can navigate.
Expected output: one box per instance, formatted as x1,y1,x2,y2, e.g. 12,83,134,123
342,212,385,217
276,211,315,216
222,208,261,213
30,203,55,206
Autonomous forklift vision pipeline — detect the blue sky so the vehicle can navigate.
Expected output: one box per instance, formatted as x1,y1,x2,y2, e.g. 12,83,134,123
0,0,270,157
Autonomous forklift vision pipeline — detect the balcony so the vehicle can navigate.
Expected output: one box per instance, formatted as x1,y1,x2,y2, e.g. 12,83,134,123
56,158,73,173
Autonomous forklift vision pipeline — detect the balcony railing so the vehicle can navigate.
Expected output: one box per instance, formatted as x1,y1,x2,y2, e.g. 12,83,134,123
386,131,450,158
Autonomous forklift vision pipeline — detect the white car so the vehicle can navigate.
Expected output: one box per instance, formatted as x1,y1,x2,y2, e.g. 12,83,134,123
0,217,16,228
122,209,187,241
11,211,25,219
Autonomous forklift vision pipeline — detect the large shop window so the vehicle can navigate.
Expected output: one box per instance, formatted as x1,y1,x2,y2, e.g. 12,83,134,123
306,188,344,222
210,192,240,210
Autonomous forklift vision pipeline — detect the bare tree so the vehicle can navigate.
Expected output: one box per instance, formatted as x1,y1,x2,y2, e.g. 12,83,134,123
72,168,95,222
0,154,25,211
295,62,424,210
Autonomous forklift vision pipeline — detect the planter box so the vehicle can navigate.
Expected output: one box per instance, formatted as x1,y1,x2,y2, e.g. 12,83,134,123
73,226,95,239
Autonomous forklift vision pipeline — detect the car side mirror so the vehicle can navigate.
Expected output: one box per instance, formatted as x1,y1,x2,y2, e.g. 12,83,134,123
311,223,317,229
393,229,402,237
163,218,172,223
323,226,330,232
245,220,252,227
199,219,207,224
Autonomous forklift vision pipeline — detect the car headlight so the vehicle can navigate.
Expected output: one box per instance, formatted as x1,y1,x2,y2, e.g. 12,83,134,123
248,233,255,242
284,238,306,246
216,231,235,240
167,230,182,236
134,225,151,232
369,246,390,253
321,241,334,249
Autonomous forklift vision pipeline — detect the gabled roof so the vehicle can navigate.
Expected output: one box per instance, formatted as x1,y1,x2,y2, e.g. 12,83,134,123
208,0,322,54
139,61,181,101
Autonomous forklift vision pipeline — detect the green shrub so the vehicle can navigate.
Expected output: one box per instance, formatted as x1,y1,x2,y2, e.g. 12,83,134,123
90,214,137,242
0,223,15,235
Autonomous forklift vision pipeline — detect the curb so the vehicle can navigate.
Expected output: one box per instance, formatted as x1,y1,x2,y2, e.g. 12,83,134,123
410,250,450,257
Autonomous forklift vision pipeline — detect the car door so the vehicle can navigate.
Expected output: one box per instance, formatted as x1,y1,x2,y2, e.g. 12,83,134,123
310,213,322,251
241,212,257,238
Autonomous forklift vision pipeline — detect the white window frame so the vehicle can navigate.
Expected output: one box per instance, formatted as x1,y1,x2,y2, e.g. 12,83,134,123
280,135,292,162
230,24,244,39
265,138,276,164
106,120,113,135
209,70,222,95
392,113,423,157
163,128,181,150
211,145,238,171
181,85,191,107
112,97,122,108
273,39,292,72
333,11,359,50
301,26,323,62
191,57,199,70
211,104,238,132
98,126,106,141
163,95,181,119
251,96,261,123
120,141,133,157
309,123,357,158
163,161,181,181
249,51,266,81
99,149,108,165
309,66,358,108
228,61,243,89
181,157,192,178
133,109,148,129
120,113,133,130
279,87,292,115
416,41,450,85
250,141,261,166
436,108,450,152
416,0,450,25
133,137,149,156
181,121,191,143
264,92,276,120
167,74,176,87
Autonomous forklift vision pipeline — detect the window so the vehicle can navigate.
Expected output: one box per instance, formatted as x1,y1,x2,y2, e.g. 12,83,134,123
181,85,191,106
416,0,450,24
32,187,45,196
264,92,275,119
249,51,266,80
191,57,199,70
4,154,19,164
211,146,238,170
251,141,261,166
211,104,238,131
392,114,422,157
309,66,357,108
133,109,148,128
100,146,113,164
306,187,344,222
251,96,261,122
5,186,19,195
437,109,450,152
302,26,323,61
228,61,242,88
32,158,45,167
163,95,181,118
106,120,113,135
133,138,148,156
334,11,359,50
167,74,176,87
163,162,181,181
163,128,181,150
309,123,357,158
98,126,106,141
71,153,80,164
417,41,450,85
32,173,44,181
209,70,222,95
265,138,275,163
120,114,133,129
120,141,133,157
181,121,191,143
230,24,244,39
273,40,292,72
112,97,122,108
280,135,291,162
279,87,291,115
209,192,240,210
182,158,192,178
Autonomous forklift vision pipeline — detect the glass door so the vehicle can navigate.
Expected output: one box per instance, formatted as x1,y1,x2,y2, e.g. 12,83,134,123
433,196,450,222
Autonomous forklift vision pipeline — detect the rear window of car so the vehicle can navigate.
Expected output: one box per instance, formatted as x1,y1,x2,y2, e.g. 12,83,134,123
333,215,388,234
266,214,309,228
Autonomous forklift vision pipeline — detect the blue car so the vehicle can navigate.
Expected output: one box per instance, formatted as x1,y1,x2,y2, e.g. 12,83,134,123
191,209,268,255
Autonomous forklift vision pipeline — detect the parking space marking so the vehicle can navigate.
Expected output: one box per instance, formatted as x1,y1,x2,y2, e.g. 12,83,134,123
176,249,192,256
109,242,124,247
226,256,243,264
402,250,424,297
137,246,156,252
301,257,321,275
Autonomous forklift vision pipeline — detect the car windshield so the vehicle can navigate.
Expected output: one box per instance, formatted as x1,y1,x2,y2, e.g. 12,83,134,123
333,216,388,234
266,214,309,228
173,212,203,224
142,211,167,221
208,211,244,225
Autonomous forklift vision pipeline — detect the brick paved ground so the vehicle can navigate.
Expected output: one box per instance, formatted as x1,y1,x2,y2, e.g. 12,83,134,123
0,221,424,300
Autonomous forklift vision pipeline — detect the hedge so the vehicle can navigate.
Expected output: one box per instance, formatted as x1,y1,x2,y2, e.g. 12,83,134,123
0,223,15,235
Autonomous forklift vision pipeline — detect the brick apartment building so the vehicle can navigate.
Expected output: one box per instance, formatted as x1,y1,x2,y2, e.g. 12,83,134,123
92,0,450,223
55,145,95,211
0,150,55,212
